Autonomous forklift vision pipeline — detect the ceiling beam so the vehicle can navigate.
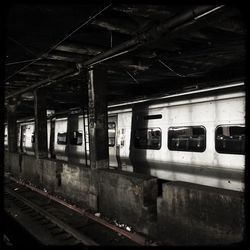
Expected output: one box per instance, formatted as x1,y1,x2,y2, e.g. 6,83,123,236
91,15,138,35
55,42,105,55
5,68,76,100
83,5,224,67
112,4,173,18
44,50,90,63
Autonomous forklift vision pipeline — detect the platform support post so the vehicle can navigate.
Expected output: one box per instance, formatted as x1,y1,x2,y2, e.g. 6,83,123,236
87,67,109,169
34,88,48,159
7,98,18,153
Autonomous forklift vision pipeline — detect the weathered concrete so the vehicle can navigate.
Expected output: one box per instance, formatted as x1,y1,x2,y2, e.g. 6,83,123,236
157,181,245,245
7,103,17,153
34,88,48,159
20,154,40,183
57,162,98,211
4,152,158,234
5,152,244,245
98,168,157,235
4,152,98,211
87,68,109,169
39,159,58,191
4,152,19,174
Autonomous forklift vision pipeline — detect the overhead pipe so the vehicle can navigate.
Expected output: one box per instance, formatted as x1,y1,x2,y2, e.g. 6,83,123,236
5,5,224,100
85,5,224,68
5,68,77,100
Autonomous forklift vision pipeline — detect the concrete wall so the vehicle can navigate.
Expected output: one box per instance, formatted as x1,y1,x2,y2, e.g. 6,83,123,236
21,154,40,183
4,152,19,175
57,162,98,210
4,152,98,211
4,152,157,232
98,169,157,235
157,181,245,245
4,152,245,244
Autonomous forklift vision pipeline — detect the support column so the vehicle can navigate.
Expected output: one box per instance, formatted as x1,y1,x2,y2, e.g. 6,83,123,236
34,88,48,159
66,112,80,164
87,67,109,169
7,98,18,153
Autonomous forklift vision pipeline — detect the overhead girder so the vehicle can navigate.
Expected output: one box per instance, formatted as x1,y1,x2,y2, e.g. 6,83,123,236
55,42,105,56
91,15,139,35
112,4,174,18
83,6,224,67
5,5,233,103
43,50,90,63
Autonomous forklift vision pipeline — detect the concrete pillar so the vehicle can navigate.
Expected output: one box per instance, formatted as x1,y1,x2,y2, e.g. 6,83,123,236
7,98,18,153
87,67,109,169
34,88,48,159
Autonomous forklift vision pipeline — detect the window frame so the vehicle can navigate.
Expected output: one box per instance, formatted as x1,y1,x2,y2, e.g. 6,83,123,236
215,124,245,155
69,130,83,146
108,122,116,147
168,125,206,152
57,132,67,145
134,127,162,150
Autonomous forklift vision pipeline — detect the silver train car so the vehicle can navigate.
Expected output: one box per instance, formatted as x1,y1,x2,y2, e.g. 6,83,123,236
4,82,245,191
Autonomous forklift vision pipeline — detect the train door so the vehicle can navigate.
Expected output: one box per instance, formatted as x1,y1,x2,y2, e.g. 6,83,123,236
49,118,56,159
108,115,118,167
19,125,25,153
21,125,27,153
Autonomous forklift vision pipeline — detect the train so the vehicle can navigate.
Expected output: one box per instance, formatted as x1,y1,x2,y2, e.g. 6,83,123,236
4,82,245,192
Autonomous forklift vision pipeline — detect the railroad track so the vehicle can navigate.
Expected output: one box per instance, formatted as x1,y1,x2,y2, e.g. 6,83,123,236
4,177,156,246
4,187,98,246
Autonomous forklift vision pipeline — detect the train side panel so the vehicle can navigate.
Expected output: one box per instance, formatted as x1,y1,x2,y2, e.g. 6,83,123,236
126,91,245,191
22,123,35,155
54,118,68,161
116,111,133,171
67,115,85,164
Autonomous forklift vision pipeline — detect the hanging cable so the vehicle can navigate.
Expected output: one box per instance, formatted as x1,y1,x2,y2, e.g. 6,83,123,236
158,59,186,77
125,70,139,84
6,58,42,66
110,31,113,48
8,36,37,57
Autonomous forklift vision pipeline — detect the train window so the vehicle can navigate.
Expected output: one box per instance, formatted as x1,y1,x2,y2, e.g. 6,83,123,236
108,122,116,147
57,132,67,145
168,126,206,152
134,128,161,150
69,131,83,145
215,125,245,155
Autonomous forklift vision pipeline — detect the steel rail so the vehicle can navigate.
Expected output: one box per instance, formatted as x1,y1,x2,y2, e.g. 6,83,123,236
9,176,157,246
5,186,98,246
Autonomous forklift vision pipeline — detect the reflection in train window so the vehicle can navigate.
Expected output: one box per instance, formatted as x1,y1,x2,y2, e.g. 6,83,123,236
134,128,161,150
31,133,35,143
70,131,82,145
4,133,8,146
108,122,116,147
168,126,206,152
215,125,245,155
57,132,67,145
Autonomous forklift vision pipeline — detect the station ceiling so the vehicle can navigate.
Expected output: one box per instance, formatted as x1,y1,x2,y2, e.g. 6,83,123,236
4,4,246,119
